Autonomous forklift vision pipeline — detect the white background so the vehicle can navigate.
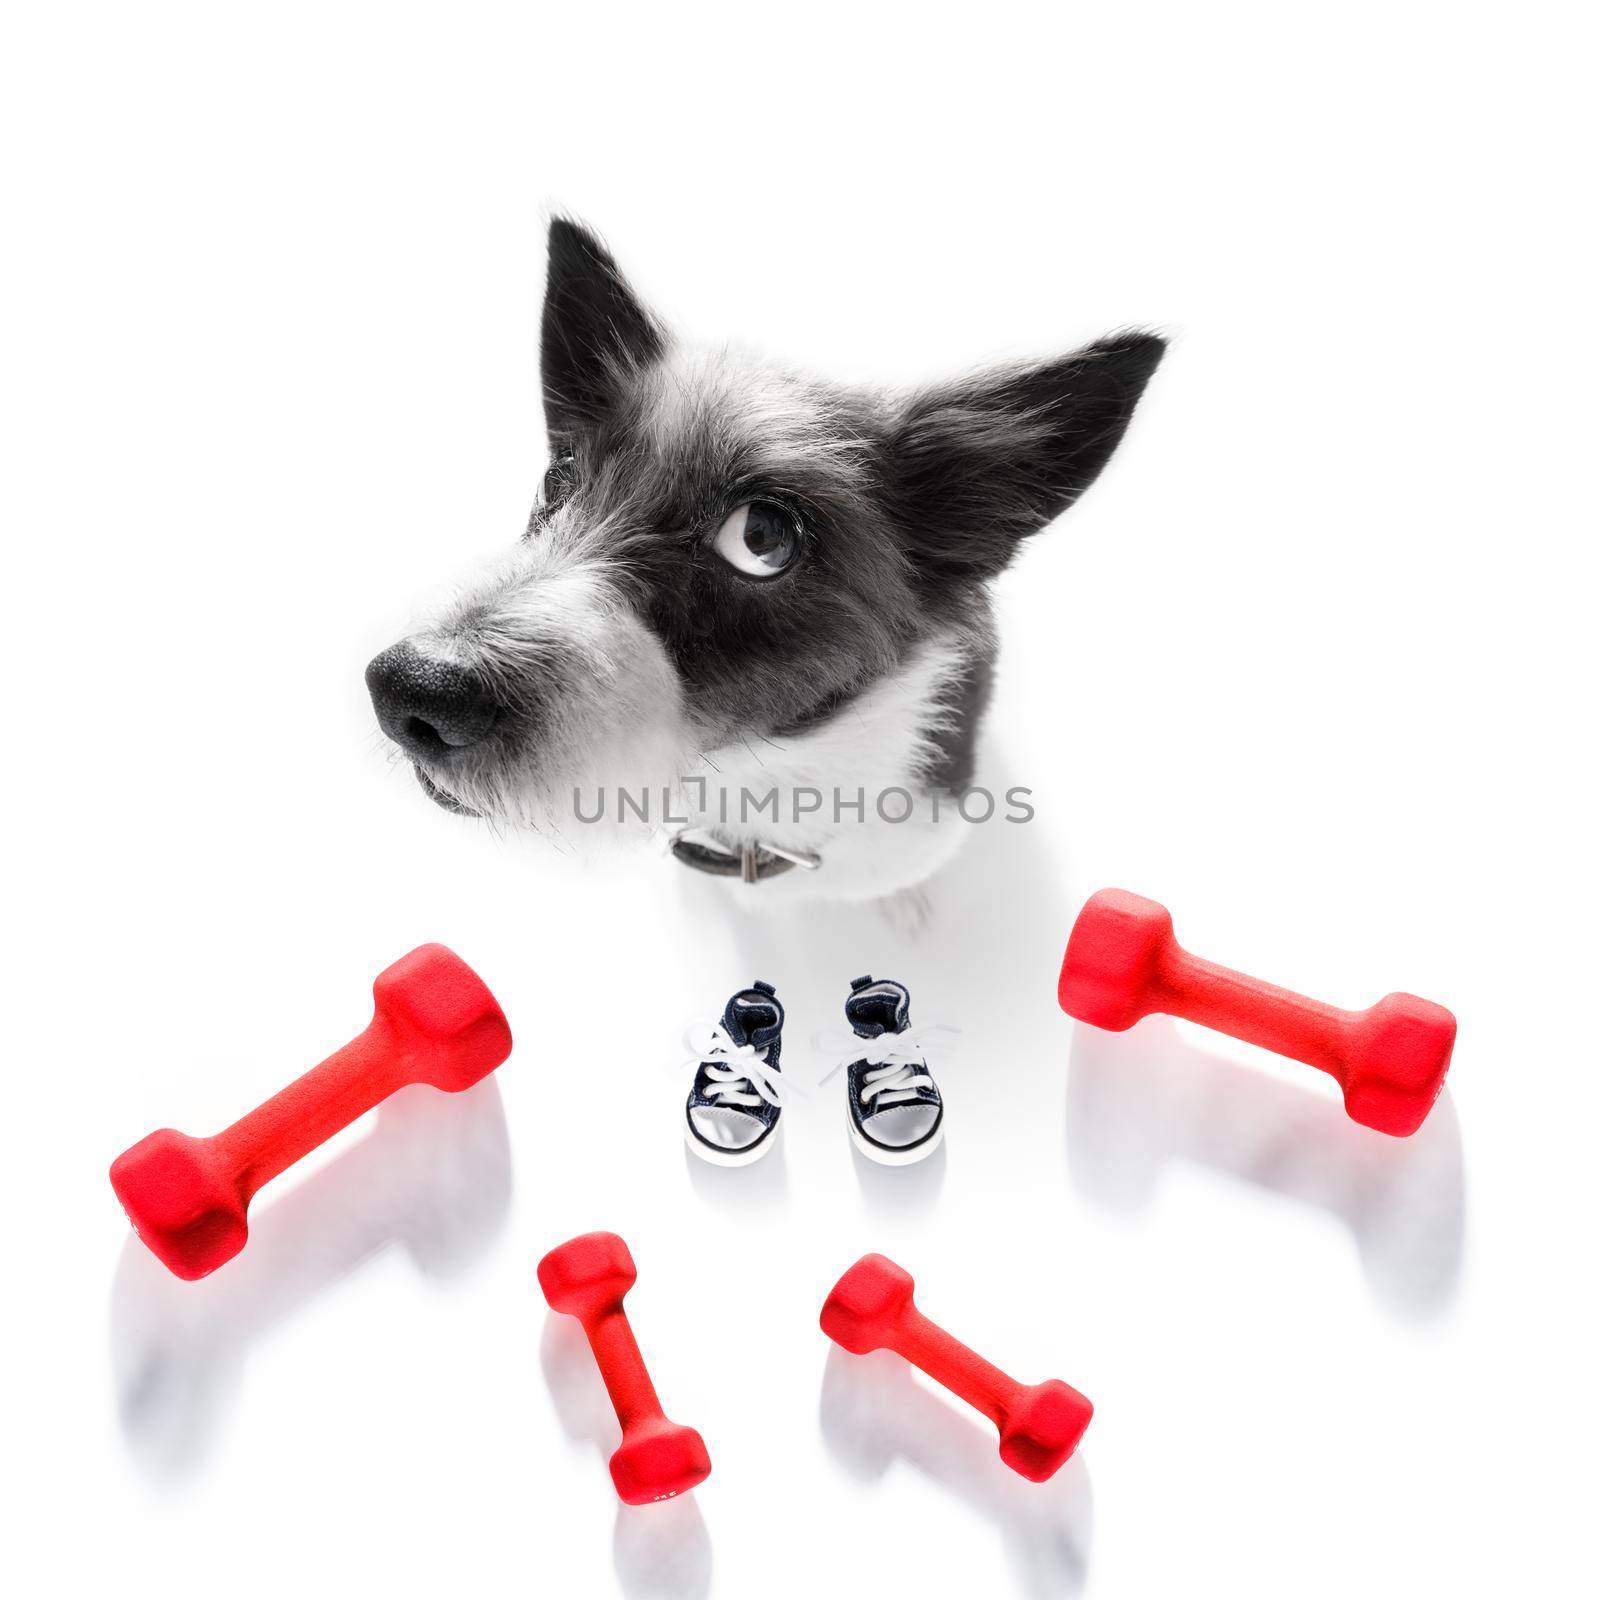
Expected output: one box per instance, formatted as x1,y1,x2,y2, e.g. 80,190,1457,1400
4,4,1596,1596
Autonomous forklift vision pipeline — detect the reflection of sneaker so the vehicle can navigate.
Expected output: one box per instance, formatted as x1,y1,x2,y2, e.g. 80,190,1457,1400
683,981,788,1167
842,975,945,1166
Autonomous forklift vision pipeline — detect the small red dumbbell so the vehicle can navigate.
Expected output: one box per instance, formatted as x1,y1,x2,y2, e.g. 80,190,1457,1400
1058,888,1455,1136
820,1253,1092,1483
538,1232,711,1505
111,944,512,1279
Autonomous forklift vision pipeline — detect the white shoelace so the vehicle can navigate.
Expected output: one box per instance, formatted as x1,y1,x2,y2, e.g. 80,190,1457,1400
681,1021,793,1110
817,1022,956,1106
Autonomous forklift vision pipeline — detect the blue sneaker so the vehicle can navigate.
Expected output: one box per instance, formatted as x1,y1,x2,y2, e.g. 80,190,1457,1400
684,981,788,1167
842,975,945,1165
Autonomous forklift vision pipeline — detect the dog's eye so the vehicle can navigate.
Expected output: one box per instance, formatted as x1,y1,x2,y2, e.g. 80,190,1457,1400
714,501,798,579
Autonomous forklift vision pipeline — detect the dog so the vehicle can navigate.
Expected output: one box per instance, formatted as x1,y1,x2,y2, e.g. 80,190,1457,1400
365,218,1163,901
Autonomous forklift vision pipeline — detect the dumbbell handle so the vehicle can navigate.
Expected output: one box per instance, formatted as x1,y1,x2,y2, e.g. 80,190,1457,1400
1154,947,1359,1087
580,1306,667,1432
886,1304,1023,1428
212,1017,410,1202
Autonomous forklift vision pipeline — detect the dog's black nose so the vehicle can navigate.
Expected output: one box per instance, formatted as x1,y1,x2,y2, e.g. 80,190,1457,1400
365,641,502,756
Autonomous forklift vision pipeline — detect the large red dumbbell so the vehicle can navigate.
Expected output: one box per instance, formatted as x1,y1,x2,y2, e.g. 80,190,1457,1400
538,1232,711,1505
820,1254,1092,1483
110,944,513,1280
1058,888,1455,1136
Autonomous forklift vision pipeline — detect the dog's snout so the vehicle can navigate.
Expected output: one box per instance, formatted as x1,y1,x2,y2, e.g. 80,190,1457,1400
365,641,501,756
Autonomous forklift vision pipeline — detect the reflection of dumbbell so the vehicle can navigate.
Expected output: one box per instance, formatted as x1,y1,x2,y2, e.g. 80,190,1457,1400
112,1079,511,1479
538,1232,711,1505
821,1254,1091,1482
1067,1017,1465,1315
1059,889,1456,1136
110,944,513,1279
820,1347,1092,1596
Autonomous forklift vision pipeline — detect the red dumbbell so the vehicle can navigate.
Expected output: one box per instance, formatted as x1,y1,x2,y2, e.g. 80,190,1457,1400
820,1253,1092,1483
1058,888,1456,1136
538,1232,711,1505
110,944,513,1280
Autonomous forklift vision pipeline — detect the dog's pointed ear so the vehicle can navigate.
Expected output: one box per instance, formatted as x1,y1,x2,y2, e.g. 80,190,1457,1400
540,218,667,439
886,332,1165,582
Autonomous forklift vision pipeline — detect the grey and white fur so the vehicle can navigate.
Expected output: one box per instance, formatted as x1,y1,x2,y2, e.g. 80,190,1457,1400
365,218,1163,901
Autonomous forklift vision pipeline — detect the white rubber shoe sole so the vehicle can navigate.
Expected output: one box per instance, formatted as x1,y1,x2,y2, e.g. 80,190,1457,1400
684,1119,780,1168
848,1113,945,1167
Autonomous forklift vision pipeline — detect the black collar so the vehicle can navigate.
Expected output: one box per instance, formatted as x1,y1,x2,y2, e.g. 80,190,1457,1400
668,828,821,884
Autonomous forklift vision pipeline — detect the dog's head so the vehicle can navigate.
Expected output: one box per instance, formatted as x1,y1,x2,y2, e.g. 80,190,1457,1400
366,218,1163,828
